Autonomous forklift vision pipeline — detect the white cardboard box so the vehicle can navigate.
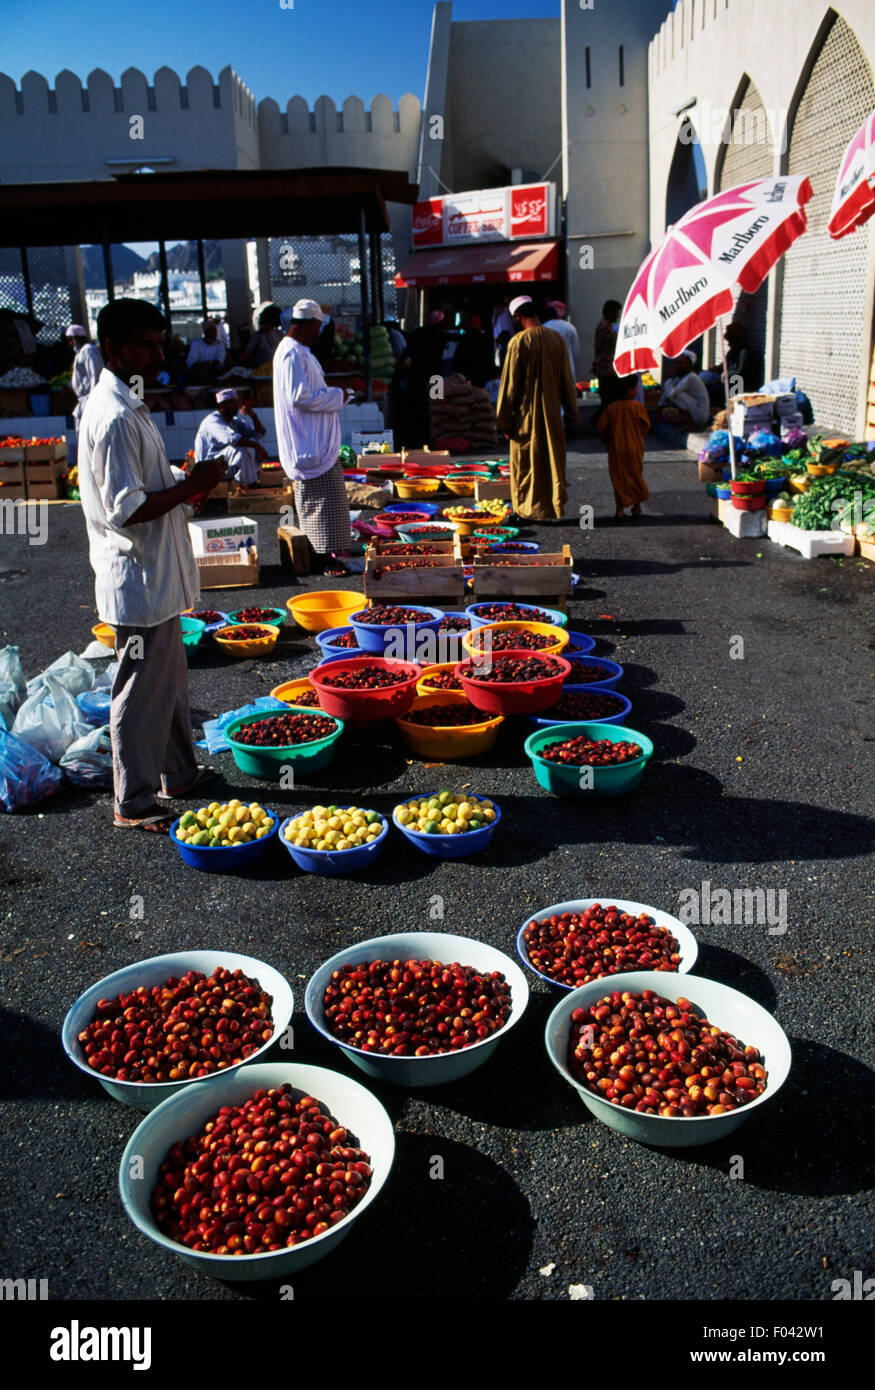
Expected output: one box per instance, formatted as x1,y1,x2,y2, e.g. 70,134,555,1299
188,516,258,556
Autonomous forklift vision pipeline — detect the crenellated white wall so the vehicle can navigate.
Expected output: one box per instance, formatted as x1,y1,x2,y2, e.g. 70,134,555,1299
257,90,422,177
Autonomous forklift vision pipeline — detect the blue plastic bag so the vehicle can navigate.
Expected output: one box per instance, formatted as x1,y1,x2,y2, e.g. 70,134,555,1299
0,726,64,811
197,698,288,754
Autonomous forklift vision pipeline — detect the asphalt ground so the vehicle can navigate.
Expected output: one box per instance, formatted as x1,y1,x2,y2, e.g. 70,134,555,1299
1,436,873,1305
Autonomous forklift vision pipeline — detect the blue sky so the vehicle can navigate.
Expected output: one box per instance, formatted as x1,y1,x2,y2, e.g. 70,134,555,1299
2,0,561,106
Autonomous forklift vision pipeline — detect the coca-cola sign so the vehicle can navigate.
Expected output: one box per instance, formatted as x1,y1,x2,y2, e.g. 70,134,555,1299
411,182,555,248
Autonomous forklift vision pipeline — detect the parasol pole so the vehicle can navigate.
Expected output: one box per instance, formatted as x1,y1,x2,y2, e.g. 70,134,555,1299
718,315,737,479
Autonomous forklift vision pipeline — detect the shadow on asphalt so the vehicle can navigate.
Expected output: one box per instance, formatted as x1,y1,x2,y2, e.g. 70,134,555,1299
0,1008,95,1101
664,1040,875,1199
688,945,778,1011
578,557,750,578
224,1133,534,1301
579,618,694,637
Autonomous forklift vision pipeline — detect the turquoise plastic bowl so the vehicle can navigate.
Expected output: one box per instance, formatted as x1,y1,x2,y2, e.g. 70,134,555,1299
180,616,206,648
466,602,568,629
226,606,288,628
524,721,654,798
225,706,344,780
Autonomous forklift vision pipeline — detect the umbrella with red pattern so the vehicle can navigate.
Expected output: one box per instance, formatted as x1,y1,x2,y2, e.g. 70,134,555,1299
828,110,875,239
613,176,813,475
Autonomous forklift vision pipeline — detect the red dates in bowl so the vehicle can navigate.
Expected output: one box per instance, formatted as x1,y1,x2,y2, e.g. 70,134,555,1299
517,899,697,990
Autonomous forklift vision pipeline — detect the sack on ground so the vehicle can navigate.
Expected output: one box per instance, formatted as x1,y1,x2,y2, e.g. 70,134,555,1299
12,674,91,763
60,724,113,787
0,726,64,811
0,645,26,729
26,650,95,699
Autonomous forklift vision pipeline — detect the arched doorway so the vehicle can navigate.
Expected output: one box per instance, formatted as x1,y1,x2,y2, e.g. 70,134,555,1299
778,11,875,434
665,120,708,365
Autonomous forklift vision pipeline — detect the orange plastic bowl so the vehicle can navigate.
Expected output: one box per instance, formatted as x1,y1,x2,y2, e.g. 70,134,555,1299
394,690,504,759
286,590,366,633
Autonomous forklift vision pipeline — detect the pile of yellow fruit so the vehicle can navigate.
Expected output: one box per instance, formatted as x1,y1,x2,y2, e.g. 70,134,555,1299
394,790,497,836
474,499,511,517
284,804,384,852
176,800,275,847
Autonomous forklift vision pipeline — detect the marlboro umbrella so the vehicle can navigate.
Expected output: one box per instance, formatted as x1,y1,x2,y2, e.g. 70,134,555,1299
614,176,813,475
828,110,875,239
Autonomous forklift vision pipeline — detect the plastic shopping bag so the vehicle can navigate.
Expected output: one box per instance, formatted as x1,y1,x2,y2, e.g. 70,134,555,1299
0,645,26,730
0,726,64,811
59,725,113,787
26,650,95,699
77,687,112,727
12,674,91,763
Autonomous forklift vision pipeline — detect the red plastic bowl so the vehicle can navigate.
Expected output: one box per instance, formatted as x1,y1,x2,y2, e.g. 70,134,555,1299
455,650,572,716
308,656,423,721
731,495,767,511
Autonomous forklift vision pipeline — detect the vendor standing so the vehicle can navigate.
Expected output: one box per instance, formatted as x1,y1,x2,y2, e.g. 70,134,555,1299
66,324,103,426
194,388,267,490
78,299,225,832
273,299,355,576
496,297,578,522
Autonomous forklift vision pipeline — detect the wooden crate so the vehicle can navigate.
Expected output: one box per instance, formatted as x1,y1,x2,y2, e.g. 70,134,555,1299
25,441,66,462
228,487,293,516
474,479,512,503
367,534,466,561
0,480,27,501
25,457,65,484
472,544,572,599
257,462,285,486
24,477,61,500
858,537,875,562
0,444,25,464
0,460,25,483
196,549,260,590
364,553,466,603
400,450,451,465
277,523,315,576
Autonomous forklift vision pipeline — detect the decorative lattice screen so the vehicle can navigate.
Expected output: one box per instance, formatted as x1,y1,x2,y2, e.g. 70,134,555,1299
267,233,397,319
779,15,875,434
0,247,72,344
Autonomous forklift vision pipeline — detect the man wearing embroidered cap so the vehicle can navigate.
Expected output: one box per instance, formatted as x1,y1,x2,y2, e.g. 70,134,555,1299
273,298,355,575
193,387,267,490
496,297,578,521
66,323,103,426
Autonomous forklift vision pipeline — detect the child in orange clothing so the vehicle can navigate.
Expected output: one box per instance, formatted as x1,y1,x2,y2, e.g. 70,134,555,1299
596,376,651,521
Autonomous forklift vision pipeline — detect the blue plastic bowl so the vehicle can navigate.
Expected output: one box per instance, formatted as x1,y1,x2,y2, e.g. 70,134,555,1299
562,630,596,656
466,602,568,629
715,484,732,499
349,605,446,656
183,608,230,635
316,626,365,656
169,807,281,872
525,689,633,730
763,476,787,495
320,645,369,662
524,722,653,799
564,655,623,691
392,792,501,859
478,540,540,554
278,810,389,876
383,501,440,517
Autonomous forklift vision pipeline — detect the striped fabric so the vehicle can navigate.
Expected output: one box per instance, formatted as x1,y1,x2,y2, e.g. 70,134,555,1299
293,459,351,554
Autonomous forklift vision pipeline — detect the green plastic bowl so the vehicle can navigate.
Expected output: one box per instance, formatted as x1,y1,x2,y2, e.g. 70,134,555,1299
524,721,654,798
226,606,288,628
180,616,206,648
225,706,344,781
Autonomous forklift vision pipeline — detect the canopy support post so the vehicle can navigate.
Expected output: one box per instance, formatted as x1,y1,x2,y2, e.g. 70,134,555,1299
358,206,371,402
158,239,172,333
196,239,209,324
718,316,737,479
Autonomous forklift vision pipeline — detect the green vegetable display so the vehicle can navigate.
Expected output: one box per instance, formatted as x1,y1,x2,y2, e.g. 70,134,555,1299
790,470,875,531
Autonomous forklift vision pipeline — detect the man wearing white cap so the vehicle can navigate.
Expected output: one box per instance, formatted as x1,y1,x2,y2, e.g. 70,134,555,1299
66,324,103,426
273,299,354,575
496,298,578,521
194,388,267,490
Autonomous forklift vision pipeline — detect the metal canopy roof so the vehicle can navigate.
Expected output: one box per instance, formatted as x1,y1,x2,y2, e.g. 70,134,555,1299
0,166,419,248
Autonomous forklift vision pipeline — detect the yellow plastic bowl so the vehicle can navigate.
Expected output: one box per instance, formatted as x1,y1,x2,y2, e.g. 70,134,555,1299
806,462,839,477
270,678,322,709
395,479,441,498
92,622,116,649
768,505,794,522
286,590,366,633
416,662,465,696
462,621,570,658
443,508,510,536
394,690,503,759
788,475,810,494
444,478,477,496
214,624,280,658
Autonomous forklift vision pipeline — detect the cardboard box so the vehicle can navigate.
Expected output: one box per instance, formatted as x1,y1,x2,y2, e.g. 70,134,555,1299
698,462,725,483
228,487,293,516
277,523,315,576
188,516,258,556
352,429,394,454
196,547,260,590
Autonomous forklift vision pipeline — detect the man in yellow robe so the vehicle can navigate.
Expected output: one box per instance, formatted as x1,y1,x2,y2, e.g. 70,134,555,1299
496,298,579,521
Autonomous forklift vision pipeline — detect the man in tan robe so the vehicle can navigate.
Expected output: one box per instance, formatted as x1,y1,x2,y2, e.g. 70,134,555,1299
496,298,579,521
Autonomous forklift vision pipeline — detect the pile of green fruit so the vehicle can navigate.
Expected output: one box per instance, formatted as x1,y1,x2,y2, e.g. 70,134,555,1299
333,325,396,384
394,790,497,836
176,800,276,847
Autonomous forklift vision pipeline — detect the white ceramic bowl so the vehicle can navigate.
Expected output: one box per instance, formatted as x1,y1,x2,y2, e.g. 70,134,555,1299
306,931,530,1086
545,970,791,1147
517,898,698,990
62,950,294,1111
119,1062,394,1280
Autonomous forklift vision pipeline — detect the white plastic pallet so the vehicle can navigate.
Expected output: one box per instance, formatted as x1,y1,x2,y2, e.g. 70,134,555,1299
769,520,855,558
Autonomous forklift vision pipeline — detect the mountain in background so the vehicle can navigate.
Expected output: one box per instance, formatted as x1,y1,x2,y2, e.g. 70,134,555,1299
79,240,223,288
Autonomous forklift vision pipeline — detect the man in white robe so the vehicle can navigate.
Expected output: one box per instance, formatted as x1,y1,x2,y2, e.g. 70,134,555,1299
194,389,266,489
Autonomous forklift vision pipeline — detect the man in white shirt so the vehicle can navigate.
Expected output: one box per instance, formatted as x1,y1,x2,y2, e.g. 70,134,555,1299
194,388,267,489
186,319,226,377
543,302,580,380
66,324,103,426
78,299,225,831
659,351,711,430
273,299,355,575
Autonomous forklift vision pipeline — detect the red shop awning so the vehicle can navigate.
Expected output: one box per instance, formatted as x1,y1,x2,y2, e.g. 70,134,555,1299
395,239,559,288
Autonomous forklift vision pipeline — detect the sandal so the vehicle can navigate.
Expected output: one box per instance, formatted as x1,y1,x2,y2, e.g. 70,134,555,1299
157,765,216,800
114,807,175,833
322,556,352,577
